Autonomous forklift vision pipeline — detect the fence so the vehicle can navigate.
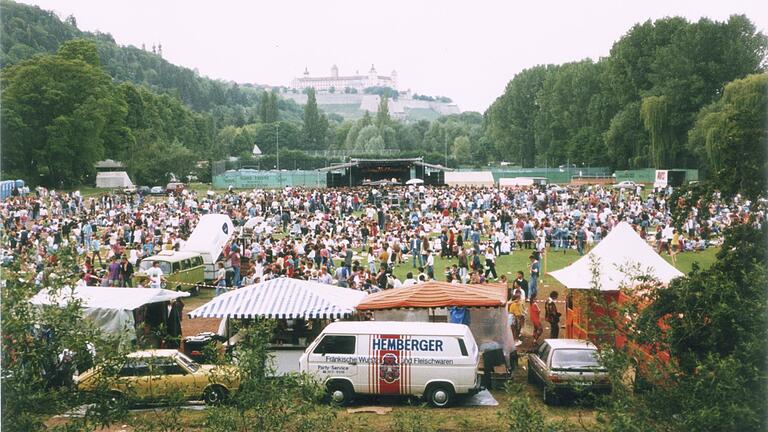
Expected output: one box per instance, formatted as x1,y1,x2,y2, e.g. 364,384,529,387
213,169,326,189
613,169,699,184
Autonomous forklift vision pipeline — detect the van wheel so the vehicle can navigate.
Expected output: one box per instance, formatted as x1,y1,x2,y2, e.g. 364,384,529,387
192,283,202,296
203,385,228,405
327,381,354,406
426,383,454,408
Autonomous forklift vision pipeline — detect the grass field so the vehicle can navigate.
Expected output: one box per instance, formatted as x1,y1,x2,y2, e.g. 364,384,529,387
388,246,719,287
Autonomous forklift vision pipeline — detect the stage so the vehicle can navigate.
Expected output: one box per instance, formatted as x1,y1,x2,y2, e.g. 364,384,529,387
319,158,450,187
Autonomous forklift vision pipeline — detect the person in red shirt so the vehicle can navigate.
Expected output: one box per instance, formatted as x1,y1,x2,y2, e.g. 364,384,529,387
529,296,543,344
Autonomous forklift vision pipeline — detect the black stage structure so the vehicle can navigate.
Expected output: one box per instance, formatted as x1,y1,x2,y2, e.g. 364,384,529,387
319,158,451,188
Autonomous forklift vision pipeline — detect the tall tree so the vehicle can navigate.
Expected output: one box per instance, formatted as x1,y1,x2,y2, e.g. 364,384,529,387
376,95,390,128
688,73,768,201
640,95,671,168
1,40,126,186
302,88,327,150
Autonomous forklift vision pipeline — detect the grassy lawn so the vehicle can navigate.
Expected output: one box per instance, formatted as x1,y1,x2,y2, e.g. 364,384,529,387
389,246,719,287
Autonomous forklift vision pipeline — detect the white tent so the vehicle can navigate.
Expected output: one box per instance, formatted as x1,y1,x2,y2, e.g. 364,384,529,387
30,287,189,340
549,222,684,291
96,171,133,188
181,214,234,280
188,277,367,320
444,171,494,187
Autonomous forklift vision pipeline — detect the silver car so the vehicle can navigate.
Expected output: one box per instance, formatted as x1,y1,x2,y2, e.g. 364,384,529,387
527,339,611,404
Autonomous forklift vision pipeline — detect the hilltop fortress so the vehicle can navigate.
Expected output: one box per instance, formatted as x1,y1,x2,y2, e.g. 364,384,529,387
290,64,398,93
286,65,459,121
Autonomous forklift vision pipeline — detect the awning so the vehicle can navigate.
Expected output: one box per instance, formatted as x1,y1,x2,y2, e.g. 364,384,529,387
356,281,506,310
188,277,368,319
30,286,190,310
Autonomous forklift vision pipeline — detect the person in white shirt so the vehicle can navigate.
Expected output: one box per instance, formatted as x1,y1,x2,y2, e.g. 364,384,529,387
146,261,165,289
402,272,418,287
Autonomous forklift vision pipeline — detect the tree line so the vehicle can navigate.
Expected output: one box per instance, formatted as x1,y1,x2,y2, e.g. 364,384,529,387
485,15,767,174
2,1,765,199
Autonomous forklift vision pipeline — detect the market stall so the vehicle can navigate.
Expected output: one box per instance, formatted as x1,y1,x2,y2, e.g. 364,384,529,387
549,221,684,344
30,286,190,347
187,277,367,374
355,281,514,358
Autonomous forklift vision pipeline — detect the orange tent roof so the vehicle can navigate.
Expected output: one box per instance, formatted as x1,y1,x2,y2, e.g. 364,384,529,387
356,281,507,310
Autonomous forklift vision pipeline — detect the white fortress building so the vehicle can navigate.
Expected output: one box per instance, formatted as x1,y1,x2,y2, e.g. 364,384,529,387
290,65,398,92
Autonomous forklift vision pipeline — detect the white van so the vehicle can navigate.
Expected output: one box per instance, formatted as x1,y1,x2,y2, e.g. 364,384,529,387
299,321,482,407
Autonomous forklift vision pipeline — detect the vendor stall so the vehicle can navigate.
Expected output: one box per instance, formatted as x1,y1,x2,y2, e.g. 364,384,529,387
30,286,190,347
355,281,515,369
187,277,367,375
549,221,683,344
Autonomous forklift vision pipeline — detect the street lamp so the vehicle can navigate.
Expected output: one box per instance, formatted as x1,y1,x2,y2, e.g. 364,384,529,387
275,122,280,182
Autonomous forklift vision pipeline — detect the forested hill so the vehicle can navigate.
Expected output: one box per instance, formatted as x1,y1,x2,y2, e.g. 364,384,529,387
0,0,303,123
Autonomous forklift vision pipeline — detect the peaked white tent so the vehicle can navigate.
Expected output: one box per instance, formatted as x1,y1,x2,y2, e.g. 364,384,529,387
549,222,683,291
30,287,189,341
188,277,367,320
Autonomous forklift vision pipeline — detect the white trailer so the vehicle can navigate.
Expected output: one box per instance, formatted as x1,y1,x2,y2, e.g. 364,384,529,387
181,214,234,281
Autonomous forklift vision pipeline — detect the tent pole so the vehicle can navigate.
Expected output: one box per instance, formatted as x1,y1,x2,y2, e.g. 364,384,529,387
226,318,230,348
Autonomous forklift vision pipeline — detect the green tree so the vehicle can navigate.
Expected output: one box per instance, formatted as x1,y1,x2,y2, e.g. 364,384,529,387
580,222,768,432
688,73,768,201
640,95,671,168
376,95,390,128
0,40,126,186
452,135,472,161
302,88,328,150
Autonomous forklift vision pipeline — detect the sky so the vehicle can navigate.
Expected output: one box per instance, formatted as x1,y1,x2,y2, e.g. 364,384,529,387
20,0,768,113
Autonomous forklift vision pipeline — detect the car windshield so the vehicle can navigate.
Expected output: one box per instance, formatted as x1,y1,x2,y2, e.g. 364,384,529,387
551,349,603,370
139,260,172,274
175,352,200,373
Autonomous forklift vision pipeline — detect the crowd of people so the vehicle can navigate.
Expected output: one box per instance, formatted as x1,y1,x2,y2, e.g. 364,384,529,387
1,183,758,294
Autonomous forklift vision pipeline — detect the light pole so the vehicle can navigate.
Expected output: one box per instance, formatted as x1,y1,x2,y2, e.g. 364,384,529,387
275,122,280,182
444,134,448,167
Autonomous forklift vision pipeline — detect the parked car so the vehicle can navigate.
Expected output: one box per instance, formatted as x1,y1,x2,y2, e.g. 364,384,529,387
149,186,165,195
527,339,611,404
614,180,643,189
137,186,151,196
300,321,482,408
76,349,239,406
134,250,205,293
121,186,137,195
166,182,185,195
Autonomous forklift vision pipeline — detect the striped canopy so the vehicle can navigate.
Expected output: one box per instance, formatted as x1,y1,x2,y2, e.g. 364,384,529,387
356,281,507,311
188,277,368,320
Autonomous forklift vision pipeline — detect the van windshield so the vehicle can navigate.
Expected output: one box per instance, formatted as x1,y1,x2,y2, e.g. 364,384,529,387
139,260,172,274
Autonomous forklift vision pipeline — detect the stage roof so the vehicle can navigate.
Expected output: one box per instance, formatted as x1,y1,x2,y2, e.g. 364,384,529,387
318,158,453,172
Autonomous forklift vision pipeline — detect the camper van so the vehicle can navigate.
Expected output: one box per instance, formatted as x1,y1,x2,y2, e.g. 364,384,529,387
134,250,205,293
299,321,482,407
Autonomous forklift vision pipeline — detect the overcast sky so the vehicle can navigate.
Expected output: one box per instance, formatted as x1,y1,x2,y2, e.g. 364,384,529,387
20,0,768,112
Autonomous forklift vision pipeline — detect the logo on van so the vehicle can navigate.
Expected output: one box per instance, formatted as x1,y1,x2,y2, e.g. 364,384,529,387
222,223,229,234
379,353,400,384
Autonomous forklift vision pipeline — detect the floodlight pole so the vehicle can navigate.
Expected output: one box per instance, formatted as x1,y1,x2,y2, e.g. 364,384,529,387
276,122,280,182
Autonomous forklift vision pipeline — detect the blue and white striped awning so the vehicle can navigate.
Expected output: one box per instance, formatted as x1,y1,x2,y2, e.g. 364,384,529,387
188,278,368,320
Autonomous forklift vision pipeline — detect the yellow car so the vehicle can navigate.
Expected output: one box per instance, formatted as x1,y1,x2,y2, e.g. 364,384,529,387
77,349,239,405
